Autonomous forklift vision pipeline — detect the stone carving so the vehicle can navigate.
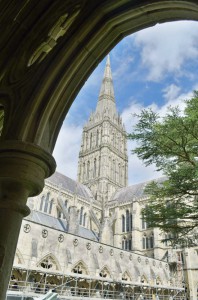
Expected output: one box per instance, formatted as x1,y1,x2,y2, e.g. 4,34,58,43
58,234,64,243
99,246,103,253
86,242,91,250
23,224,31,233
28,8,80,66
73,238,78,246
42,229,48,238
110,249,114,256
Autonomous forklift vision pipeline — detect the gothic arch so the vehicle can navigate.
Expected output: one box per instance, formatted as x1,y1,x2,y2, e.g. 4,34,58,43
141,274,149,284
122,270,132,281
156,275,163,285
3,2,198,152
37,253,61,271
99,265,112,278
2,3,198,297
72,260,89,275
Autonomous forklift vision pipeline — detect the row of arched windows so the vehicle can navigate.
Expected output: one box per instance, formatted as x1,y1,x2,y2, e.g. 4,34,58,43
82,157,100,180
142,234,154,249
110,159,125,184
84,128,102,151
122,238,132,251
122,210,133,232
40,193,53,214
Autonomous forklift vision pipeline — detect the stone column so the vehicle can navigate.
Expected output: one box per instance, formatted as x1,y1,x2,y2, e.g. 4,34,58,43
0,141,56,299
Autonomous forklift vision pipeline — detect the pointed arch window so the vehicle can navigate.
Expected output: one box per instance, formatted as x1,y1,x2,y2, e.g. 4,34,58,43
122,239,125,249
44,192,50,213
93,158,97,178
72,262,88,275
122,215,125,232
128,239,132,250
40,195,45,211
130,213,133,231
83,162,86,180
96,129,99,147
49,199,53,214
80,207,84,225
126,210,130,232
112,160,116,181
98,156,101,176
87,161,90,179
83,213,86,226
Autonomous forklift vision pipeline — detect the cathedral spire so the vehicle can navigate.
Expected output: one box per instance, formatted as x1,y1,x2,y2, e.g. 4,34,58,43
96,55,117,116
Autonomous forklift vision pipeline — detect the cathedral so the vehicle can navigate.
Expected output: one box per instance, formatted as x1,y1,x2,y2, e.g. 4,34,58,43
7,56,197,299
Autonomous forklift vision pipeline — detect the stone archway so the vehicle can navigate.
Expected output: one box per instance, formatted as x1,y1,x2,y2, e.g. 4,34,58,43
1,1,198,298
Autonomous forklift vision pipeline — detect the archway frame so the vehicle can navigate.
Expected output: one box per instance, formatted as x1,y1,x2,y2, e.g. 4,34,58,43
1,1,198,153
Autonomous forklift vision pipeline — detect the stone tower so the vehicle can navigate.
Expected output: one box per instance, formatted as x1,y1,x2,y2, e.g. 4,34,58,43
78,55,128,204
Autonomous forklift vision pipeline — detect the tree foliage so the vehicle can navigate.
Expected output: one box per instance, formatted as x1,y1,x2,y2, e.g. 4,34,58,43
128,91,198,246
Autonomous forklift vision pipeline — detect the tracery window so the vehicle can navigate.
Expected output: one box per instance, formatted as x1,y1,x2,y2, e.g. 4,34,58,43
39,255,59,271
72,262,88,275
99,267,111,278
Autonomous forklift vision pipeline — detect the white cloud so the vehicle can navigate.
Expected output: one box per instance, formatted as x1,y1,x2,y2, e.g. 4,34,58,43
53,122,83,180
134,21,198,81
162,84,181,102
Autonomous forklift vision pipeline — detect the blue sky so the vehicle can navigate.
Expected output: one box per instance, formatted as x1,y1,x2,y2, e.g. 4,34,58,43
53,20,198,185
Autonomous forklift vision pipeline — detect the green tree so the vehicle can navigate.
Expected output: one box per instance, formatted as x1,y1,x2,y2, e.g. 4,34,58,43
128,91,198,246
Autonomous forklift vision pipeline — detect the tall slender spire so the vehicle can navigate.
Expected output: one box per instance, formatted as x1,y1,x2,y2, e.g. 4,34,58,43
95,55,117,116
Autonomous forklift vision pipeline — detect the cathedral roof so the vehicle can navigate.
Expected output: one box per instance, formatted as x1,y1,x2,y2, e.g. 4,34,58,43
46,171,94,202
25,211,99,241
110,177,165,205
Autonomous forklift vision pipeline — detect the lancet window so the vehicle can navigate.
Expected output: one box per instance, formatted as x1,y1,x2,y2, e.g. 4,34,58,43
93,158,97,178
122,210,132,232
83,213,86,226
122,237,132,251
79,207,84,225
142,234,154,249
39,193,53,215
87,161,90,179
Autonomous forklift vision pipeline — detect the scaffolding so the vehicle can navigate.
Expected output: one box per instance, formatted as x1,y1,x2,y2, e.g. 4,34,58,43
8,266,186,300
